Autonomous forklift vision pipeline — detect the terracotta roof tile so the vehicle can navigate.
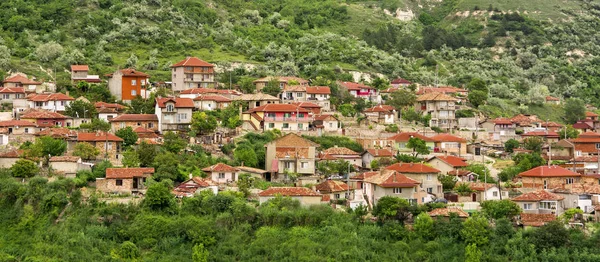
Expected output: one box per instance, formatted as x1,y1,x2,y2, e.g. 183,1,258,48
322,147,359,156
70,65,89,71
193,95,232,102
106,68,149,77
447,169,473,176
173,177,217,197
156,97,194,108
28,93,74,102
315,180,350,193
586,111,598,117
364,170,421,187
0,120,37,127
0,87,25,94
21,110,68,119
36,127,77,138
364,149,394,157
337,81,374,91
171,57,214,67
314,114,338,121
258,187,321,196
95,102,126,110
201,163,239,172
292,101,321,108
283,85,306,92
105,168,154,179
511,190,564,201
236,166,268,174
431,156,468,167
77,132,123,142
234,93,279,101
306,86,331,94
351,171,379,180
388,132,435,142
391,78,412,85
432,133,467,143
246,103,309,113
273,133,319,147
492,117,513,125
385,163,440,173
319,154,337,160
108,114,158,122
521,131,560,138
0,149,25,158
49,156,80,162
416,92,458,102
540,121,562,128
133,126,155,133
518,166,581,178
520,213,556,227
364,105,395,113
573,121,593,129
4,74,42,85
417,86,467,95
428,207,469,218
545,96,560,101
510,114,541,127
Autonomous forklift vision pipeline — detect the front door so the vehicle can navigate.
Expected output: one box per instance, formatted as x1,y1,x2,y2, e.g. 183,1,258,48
133,178,138,189
471,193,477,202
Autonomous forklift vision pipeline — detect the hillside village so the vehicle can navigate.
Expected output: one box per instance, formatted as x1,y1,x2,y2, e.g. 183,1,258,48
0,55,597,230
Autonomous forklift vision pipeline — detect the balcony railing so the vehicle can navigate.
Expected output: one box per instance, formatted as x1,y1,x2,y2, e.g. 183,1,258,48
437,105,456,110
263,116,311,122
184,78,214,82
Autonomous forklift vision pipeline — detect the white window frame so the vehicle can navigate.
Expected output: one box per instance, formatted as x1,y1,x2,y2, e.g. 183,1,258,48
393,188,402,194
218,173,225,179
131,80,137,86
523,203,532,210
566,178,574,184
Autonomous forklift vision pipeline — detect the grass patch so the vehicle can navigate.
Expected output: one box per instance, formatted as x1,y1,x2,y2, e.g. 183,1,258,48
493,159,514,170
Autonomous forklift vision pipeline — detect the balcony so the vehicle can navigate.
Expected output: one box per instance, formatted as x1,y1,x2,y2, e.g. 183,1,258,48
263,116,311,122
184,78,214,82
436,105,456,110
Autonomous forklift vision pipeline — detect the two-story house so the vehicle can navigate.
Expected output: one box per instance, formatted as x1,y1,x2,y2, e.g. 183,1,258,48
242,104,310,132
553,131,600,159
0,120,37,135
482,117,519,142
315,179,351,200
337,81,380,103
3,73,43,93
96,168,154,194
313,114,340,133
364,105,396,124
387,132,435,155
107,68,150,103
265,133,318,180
193,95,232,111
427,155,469,174
291,101,321,115
385,163,443,201
27,93,74,112
281,85,307,102
171,57,215,91
432,133,468,155
0,87,25,105
415,92,458,130
390,77,412,88
360,148,394,169
234,93,280,109
108,114,159,132
320,146,362,167
306,86,331,111
76,131,124,163
518,165,582,190
155,97,194,133
511,190,565,216
363,169,427,206
179,88,241,100
253,76,308,92
202,163,240,184
95,102,127,122
70,65,101,84
521,130,560,144
21,110,69,128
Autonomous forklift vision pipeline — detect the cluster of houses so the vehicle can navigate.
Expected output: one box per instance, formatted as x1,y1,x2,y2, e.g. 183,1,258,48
2,56,600,226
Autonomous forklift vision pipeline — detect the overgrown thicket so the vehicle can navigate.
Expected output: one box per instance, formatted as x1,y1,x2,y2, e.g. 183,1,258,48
2,172,600,261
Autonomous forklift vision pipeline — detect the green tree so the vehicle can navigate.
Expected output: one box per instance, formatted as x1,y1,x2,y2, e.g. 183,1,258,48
153,151,180,181
372,196,412,223
466,78,488,92
92,160,113,178
29,136,67,160
81,118,111,132
461,214,490,246
407,137,430,157
338,103,356,117
560,208,584,223
558,125,579,139
192,243,209,262
112,241,139,260
414,212,434,240
454,183,474,196
237,173,254,198
529,220,569,250
115,126,139,148
465,243,482,262
73,142,100,161
122,149,140,167
480,200,522,220
11,159,39,178
238,77,256,94
370,159,380,170
64,100,97,118
191,111,218,135
128,96,155,114
386,89,416,111
137,141,158,167
523,136,543,153
143,180,176,212
261,78,281,97
438,175,457,191
504,139,520,153
234,146,259,168
163,131,186,153
370,77,389,90
563,98,586,124
468,90,488,108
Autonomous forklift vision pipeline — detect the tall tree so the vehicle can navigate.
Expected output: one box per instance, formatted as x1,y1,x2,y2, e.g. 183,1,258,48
386,89,416,111
122,149,140,167
73,142,100,161
11,159,39,178
504,139,520,153
64,100,97,118
191,112,218,135
407,137,430,157
137,141,158,167
261,78,281,97
563,98,586,124
162,132,186,153
29,136,67,160
115,126,139,148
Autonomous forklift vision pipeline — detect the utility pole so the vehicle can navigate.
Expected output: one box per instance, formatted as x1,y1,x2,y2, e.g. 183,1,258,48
547,119,551,166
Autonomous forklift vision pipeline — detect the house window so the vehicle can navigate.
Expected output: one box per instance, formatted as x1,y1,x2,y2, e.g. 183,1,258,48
137,122,141,126
523,203,532,210
120,122,125,128
301,162,308,168
105,142,113,150
283,123,289,129
107,115,114,120
329,123,333,128
426,174,432,181
408,199,418,205
2,94,9,99
131,80,137,86
218,173,225,179
297,93,303,97
131,90,137,96
141,80,146,85
60,101,64,106
298,123,303,129
268,123,275,128
285,162,292,169
24,128,29,133
334,193,340,199
543,180,547,189
393,188,402,194
427,187,433,193
148,123,154,128
539,201,555,210
177,113,187,122
116,179,123,186
284,113,291,118
267,113,276,118
493,191,498,197
298,113,305,118
566,178,574,184
166,104,175,112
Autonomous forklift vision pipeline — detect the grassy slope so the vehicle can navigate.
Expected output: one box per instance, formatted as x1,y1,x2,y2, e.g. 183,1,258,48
455,0,585,21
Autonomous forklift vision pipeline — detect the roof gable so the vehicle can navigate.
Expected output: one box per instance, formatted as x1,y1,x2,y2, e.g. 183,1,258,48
171,57,214,67
385,163,440,173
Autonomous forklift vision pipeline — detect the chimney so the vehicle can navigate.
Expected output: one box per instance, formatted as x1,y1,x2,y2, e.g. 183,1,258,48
241,161,244,167
66,91,69,96
189,173,192,179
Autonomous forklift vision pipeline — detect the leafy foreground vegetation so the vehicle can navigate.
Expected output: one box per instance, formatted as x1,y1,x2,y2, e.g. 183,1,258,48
2,173,600,261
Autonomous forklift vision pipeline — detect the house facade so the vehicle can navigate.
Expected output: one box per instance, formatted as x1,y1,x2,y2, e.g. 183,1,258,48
306,86,331,111
364,105,396,124
363,169,428,206
179,88,241,100
426,155,468,174
21,110,69,128
193,95,231,111
234,93,280,109
415,92,458,130
387,132,435,154
96,168,154,194
432,133,468,155
3,74,43,93
155,97,194,133
320,146,362,167
518,166,582,191
171,57,215,91
385,163,443,200
242,104,311,131
315,180,351,200
511,190,565,216
109,114,159,132
337,81,380,103
70,65,101,83
76,132,123,163
313,114,340,133
361,148,394,169
107,68,150,103
0,120,37,135
202,163,240,184
173,177,219,197
264,133,318,180
0,87,25,105
27,93,74,112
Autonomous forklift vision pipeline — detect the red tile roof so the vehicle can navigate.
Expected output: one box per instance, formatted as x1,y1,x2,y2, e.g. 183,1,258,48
156,97,194,108
179,88,241,96
364,105,395,113
351,171,379,180
432,155,468,167
306,86,331,94
391,78,412,85
258,187,321,196
337,81,374,91
521,131,560,138
95,102,126,110
274,133,318,148
364,170,421,187
28,93,74,102
49,156,81,162
105,168,154,179
447,169,473,176
36,127,77,138
0,149,25,158
388,132,435,142
133,126,155,133
364,149,394,157
246,104,309,113
106,68,149,77
573,121,593,130
292,101,321,108
492,118,513,125
4,74,42,85
77,132,123,142
193,95,232,102
510,114,541,127
520,213,556,227
385,163,440,173
315,180,350,193
319,154,337,160
428,207,469,218
314,114,338,121
432,133,467,143
540,122,562,128
417,86,467,95
511,190,564,201
173,177,217,197
416,92,458,102
322,147,359,156
0,87,25,94
586,111,598,117
171,57,214,67
108,114,158,122
518,166,581,178
21,110,68,119
70,65,89,71
0,120,37,127
201,163,239,172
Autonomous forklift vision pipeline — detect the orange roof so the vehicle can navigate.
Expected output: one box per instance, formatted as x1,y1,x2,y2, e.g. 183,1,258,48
391,78,412,85
416,92,457,102
77,132,123,142
314,114,338,121
4,74,42,85
36,127,77,138
573,121,593,130
21,110,68,119
0,149,25,158
586,111,598,117
315,180,350,193
518,166,581,178
385,163,440,173
291,101,321,108
70,65,89,71
0,87,25,94
201,163,239,172
364,170,421,188
337,81,374,91
520,213,556,227
105,168,154,179
193,95,232,102
521,131,560,138
95,102,126,110
319,154,337,160
364,149,394,157
246,104,309,113
180,88,241,96
432,133,467,143
428,207,469,218
322,147,359,156
462,182,497,191
258,187,321,196
156,97,194,108
364,105,395,113
492,117,513,125
351,171,379,180
512,190,564,201
49,156,80,162
306,86,331,94
388,132,435,142
274,133,318,147
28,93,74,102
106,68,149,77
510,114,541,126
0,120,37,127
171,57,214,67
283,85,306,92
448,169,473,176
109,114,158,122
431,155,468,167
540,121,562,128
133,126,155,133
